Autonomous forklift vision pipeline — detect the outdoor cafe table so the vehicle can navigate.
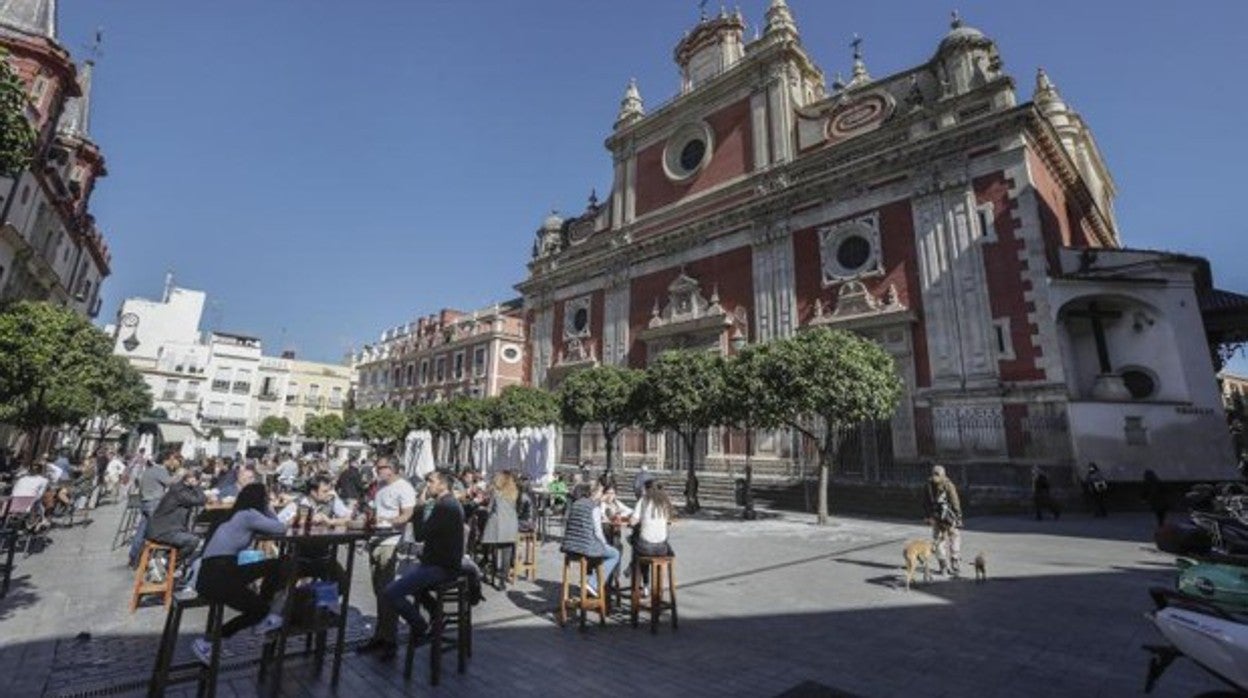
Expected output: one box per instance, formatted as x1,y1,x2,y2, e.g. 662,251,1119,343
254,526,370,694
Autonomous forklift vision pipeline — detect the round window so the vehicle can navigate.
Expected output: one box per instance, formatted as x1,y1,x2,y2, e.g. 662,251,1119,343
679,139,706,172
664,122,714,181
836,235,872,271
1121,368,1157,400
573,308,589,333
500,345,521,363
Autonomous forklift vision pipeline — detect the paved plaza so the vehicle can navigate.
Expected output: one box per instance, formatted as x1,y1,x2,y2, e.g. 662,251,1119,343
0,500,1229,697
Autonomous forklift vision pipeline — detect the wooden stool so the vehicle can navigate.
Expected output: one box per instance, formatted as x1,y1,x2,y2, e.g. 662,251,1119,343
131,541,178,612
148,593,226,698
404,575,471,685
559,553,607,629
510,531,538,583
631,555,678,634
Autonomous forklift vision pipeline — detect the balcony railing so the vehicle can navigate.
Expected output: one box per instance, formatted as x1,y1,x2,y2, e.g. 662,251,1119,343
232,382,251,394
211,380,230,392
257,392,279,401
201,416,247,428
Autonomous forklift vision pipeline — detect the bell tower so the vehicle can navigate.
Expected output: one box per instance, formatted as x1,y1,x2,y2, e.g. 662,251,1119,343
674,7,746,94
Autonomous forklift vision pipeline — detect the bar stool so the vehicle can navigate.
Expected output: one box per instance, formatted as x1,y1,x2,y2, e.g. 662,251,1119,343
404,575,471,686
131,541,179,612
559,553,606,629
148,592,226,698
510,530,538,583
630,555,678,634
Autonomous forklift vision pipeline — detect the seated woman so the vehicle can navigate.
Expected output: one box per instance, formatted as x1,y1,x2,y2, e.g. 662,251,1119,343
480,471,519,589
192,483,289,665
601,482,632,521
559,482,618,597
629,480,675,591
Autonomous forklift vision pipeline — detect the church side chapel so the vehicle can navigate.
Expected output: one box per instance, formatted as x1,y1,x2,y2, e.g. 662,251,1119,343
516,1,1248,498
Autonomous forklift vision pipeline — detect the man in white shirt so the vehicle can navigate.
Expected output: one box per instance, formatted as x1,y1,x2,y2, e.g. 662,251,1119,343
104,452,127,499
358,458,417,661
276,454,299,490
44,455,65,484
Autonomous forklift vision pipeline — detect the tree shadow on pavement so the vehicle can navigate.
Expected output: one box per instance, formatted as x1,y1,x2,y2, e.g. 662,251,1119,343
0,573,40,621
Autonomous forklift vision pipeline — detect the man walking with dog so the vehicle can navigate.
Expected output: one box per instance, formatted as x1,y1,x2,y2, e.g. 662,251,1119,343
925,464,963,577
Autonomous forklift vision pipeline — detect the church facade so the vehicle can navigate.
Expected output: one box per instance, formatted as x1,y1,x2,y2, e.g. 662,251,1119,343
0,0,111,317
518,2,1240,488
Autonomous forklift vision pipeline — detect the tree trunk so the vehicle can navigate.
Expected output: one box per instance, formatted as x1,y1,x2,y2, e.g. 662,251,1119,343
743,426,756,520
683,430,700,514
603,427,615,475
816,429,837,525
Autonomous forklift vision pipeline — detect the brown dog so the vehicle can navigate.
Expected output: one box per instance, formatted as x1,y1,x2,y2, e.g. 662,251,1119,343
902,539,936,589
973,552,987,582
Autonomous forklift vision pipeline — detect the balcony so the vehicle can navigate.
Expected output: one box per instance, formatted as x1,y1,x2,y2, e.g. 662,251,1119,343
257,392,280,402
201,415,247,428
232,382,251,394
211,380,230,393
303,396,323,408
161,390,177,400
285,395,298,404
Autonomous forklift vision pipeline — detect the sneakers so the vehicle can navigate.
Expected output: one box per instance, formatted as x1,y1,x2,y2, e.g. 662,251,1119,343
253,613,283,636
191,638,214,666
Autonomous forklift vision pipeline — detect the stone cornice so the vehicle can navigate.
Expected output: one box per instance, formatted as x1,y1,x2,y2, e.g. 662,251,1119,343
1020,106,1118,248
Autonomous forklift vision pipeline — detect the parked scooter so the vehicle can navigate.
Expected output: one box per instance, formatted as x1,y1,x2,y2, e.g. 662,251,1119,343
1144,586,1248,693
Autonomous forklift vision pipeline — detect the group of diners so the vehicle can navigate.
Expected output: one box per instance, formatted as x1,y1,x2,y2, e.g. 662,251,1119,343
559,471,676,599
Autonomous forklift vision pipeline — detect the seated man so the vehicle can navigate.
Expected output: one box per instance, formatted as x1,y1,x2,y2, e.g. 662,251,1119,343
215,463,256,500
278,474,353,585
383,469,464,644
559,482,619,597
146,468,209,569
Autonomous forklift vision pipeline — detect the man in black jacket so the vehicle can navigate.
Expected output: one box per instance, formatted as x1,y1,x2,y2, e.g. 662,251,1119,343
336,459,365,505
382,469,463,645
147,468,209,566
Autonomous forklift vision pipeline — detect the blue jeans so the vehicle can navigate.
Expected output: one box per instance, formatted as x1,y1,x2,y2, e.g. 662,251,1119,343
382,563,455,635
588,545,620,591
127,501,157,566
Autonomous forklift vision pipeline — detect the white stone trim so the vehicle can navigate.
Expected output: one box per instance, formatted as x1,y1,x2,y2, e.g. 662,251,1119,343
1004,153,1064,383
562,295,592,340
601,283,631,366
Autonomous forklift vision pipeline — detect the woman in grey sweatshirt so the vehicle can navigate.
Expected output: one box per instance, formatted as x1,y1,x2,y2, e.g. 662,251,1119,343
191,483,288,664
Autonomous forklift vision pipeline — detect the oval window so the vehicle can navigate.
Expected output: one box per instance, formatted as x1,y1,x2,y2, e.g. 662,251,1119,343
836,235,872,271
573,308,589,333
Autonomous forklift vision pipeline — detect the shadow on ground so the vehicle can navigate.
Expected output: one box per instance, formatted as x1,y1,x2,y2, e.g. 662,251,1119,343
9,561,1232,698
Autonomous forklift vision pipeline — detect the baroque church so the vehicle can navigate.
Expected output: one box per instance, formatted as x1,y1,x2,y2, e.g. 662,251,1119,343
517,2,1246,492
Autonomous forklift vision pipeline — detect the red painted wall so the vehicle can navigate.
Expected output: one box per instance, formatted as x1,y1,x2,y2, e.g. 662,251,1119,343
790,199,932,389
1027,149,1100,272
634,98,753,217
626,246,754,368
975,172,1045,382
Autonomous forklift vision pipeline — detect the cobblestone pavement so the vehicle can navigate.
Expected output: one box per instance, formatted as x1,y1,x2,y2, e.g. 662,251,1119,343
0,500,1229,697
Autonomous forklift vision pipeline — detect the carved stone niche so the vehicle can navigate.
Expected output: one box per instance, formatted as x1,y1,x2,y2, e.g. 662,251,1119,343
809,280,913,332
637,269,736,354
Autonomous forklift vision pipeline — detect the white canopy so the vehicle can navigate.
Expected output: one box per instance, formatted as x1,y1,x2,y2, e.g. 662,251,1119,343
470,425,557,481
402,430,437,478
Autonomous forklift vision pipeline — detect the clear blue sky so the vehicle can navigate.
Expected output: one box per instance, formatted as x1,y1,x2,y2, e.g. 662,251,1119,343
59,1,1248,367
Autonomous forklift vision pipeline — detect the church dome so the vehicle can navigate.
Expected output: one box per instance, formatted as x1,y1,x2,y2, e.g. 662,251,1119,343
542,211,564,231
938,12,992,54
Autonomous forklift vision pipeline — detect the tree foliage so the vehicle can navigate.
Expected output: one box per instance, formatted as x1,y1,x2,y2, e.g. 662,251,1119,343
0,301,126,460
303,413,346,445
355,406,407,452
88,355,153,443
719,344,787,519
756,327,902,524
637,350,726,512
257,415,292,439
0,50,35,176
559,365,643,473
489,385,559,430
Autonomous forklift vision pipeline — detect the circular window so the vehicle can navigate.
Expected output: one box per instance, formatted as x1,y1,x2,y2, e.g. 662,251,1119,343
572,308,589,333
679,139,706,172
500,345,521,363
663,122,714,181
836,235,872,271
1121,368,1157,400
